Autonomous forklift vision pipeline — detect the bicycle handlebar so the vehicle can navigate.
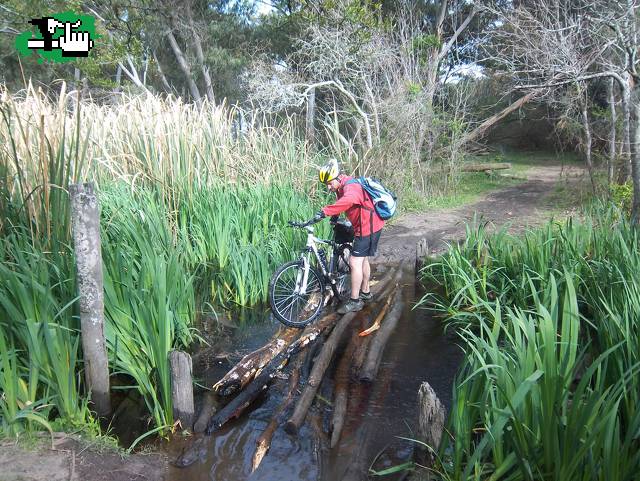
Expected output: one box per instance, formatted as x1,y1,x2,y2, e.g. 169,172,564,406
287,218,322,229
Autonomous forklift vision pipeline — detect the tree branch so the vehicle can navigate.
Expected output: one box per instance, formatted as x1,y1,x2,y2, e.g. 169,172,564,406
438,5,478,63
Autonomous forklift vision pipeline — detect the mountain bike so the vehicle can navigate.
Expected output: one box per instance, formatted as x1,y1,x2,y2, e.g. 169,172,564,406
268,217,353,328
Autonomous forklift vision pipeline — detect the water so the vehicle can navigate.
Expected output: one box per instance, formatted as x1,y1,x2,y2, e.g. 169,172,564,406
166,269,463,481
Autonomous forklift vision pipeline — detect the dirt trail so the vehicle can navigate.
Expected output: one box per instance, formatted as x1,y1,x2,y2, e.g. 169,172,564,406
0,437,167,481
375,162,585,264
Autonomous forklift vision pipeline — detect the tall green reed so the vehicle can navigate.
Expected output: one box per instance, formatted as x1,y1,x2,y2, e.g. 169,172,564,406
422,205,640,480
0,85,334,437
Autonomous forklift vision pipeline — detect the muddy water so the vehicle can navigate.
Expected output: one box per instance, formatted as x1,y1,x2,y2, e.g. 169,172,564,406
167,270,462,481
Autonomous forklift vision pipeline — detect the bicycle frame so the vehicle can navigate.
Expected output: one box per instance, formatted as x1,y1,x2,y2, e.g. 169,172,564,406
294,225,347,297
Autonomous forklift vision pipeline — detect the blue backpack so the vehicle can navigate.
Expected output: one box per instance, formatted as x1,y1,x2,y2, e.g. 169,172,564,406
345,177,397,220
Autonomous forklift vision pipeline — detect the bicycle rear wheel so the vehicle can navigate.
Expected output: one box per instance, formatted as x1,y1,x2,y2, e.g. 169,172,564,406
269,260,325,328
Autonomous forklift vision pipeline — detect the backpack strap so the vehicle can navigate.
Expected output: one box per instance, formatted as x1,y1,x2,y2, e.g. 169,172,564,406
345,178,375,245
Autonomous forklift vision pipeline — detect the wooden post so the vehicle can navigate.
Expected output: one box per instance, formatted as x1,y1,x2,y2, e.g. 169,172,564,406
416,238,428,275
69,182,111,417
416,382,445,469
169,350,195,430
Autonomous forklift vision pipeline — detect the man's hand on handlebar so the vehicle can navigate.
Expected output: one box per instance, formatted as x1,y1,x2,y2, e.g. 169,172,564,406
288,211,325,228
312,210,326,223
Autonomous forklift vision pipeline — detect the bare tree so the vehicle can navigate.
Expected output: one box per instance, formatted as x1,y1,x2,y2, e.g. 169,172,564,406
482,0,640,221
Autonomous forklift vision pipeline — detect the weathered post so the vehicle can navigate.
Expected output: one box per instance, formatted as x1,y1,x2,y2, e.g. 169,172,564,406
416,382,446,471
416,238,428,275
69,182,111,416
169,350,195,430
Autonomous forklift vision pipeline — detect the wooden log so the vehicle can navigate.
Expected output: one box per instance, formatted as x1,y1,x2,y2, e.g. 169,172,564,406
69,182,111,416
284,309,359,436
301,337,322,382
212,327,299,396
460,162,512,172
352,267,403,378
169,350,195,430
206,351,288,434
330,329,358,447
206,314,338,434
359,290,403,383
416,382,446,468
340,351,397,481
284,266,401,435
193,391,218,434
251,356,303,472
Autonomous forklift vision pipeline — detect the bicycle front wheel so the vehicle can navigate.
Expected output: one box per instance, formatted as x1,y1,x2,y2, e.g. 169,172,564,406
269,260,325,328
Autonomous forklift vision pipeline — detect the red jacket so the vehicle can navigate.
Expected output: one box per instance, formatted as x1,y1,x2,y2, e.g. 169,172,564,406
321,175,385,237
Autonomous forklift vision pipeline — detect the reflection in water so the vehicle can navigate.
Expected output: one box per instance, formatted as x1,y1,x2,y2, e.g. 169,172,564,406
167,271,462,481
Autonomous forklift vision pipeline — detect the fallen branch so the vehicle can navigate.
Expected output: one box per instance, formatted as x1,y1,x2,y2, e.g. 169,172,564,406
359,290,393,337
193,391,218,434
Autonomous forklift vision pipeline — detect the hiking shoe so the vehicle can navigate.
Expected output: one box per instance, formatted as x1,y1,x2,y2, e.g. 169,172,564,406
337,298,364,314
359,291,373,302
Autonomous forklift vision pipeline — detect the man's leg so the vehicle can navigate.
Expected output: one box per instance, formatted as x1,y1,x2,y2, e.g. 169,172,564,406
361,257,371,293
337,254,365,314
349,255,365,299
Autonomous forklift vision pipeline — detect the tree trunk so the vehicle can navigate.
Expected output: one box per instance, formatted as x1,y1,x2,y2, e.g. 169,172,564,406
306,87,316,146
608,77,617,186
631,96,640,223
192,34,214,102
153,51,173,94
112,64,122,103
69,183,111,417
578,88,596,193
619,77,632,183
166,29,202,103
463,92,536,145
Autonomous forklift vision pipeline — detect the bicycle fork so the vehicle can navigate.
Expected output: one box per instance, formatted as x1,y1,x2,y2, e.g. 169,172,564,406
294,254,311,295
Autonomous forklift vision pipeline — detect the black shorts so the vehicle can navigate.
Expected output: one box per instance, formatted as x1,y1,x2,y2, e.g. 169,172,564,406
351,230,382,257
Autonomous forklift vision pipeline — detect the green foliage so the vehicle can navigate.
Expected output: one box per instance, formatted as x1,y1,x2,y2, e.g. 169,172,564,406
610,181,632,215
411,33,442,53
420,204,640,480
0,88,329,438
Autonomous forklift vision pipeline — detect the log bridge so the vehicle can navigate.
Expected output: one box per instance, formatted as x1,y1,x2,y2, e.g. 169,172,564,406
175,251,444,475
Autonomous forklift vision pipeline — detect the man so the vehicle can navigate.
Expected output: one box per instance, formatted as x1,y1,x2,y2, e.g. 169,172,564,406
313,158,385,314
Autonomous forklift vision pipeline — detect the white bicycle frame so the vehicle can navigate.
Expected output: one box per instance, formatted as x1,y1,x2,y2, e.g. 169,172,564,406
294,225,336,296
